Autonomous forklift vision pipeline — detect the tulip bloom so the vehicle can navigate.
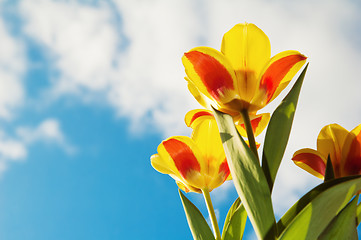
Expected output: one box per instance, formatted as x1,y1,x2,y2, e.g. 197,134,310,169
292,124,361,179
151,110,230,193
182,23,307,114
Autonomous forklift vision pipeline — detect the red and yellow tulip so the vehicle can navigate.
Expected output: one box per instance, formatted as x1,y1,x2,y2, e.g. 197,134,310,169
292,124,361,179
185,109,269,137
182,23,307,114
151,110,231,193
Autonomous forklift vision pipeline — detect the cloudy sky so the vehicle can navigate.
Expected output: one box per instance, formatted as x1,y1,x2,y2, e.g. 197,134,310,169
0,0,360,239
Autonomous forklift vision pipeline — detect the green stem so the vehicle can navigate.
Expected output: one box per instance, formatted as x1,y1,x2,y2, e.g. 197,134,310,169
202,188,221,240
240,109,259,161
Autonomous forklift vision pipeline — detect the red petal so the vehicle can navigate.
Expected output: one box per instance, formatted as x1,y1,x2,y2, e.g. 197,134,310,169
343,133,361,176
260,54,307,103
218,158,230,181
184,51,234,101
292,152,326,177
239,115,262,134
163,139,201,179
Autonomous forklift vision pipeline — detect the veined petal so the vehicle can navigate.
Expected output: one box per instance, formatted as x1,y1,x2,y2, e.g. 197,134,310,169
187,80,210,109
184,109,213,129
157,136,205,188
342,124,361,176
191,116,225,163
292,148,326,179
234,112,270,137
207,158,231,191
176,181,202,193
151,154,174,175
253,51,307,108
317,124,348,177
221,23,270,102
182,47,238,104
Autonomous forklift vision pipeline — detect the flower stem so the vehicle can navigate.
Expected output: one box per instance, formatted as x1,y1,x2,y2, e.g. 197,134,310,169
202,188,221,240
240,109,259,161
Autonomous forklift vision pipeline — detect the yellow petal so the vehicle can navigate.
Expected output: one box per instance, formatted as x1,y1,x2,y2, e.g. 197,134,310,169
317,124,348,177
221,23,271,102
184,109,214,129
191,117,225,164
186,80,210,109
150,154,174,175
292,148,326,179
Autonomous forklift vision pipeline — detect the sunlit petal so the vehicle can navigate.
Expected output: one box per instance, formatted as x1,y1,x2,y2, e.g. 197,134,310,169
252,51,307,108
184,109,213,129
157,136,206,188
221,23,270,102
182,47,238,104
191,117,225,163
317,124,348,177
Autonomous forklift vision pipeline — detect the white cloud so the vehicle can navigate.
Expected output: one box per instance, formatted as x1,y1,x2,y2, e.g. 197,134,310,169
16,118,76,155
0,16,25,119
14,0,361,216
0,118,75,176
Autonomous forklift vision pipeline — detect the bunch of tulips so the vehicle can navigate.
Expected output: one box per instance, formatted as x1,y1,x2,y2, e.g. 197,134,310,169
151,23,361,240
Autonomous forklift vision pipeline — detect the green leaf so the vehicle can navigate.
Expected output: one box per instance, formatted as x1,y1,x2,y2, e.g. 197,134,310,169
262,64,308,192
277,175,361,240
221,198,247,240
213,109,276,240
318,195,358,240
357,200,361,226
179,190,215,240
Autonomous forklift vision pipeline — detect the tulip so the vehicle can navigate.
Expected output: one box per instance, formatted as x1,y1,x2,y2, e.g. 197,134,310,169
151,109,230,193
292,124,361,179
182,23,307,114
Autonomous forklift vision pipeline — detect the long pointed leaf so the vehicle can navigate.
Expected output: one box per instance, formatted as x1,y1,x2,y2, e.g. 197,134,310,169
357,201,361,225
277,175,361,239
318,195,358,240
213,109,276,239
262,64,308,192
179,190,215,240
222,198,247,240
324,155,335,182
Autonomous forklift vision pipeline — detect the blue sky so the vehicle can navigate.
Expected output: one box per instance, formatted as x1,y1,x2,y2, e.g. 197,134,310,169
0,0,360,239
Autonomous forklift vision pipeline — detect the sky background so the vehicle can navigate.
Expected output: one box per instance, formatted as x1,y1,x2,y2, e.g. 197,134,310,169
0,0,360,239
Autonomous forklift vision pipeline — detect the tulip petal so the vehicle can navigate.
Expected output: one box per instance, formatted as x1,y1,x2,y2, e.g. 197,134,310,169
342,124,361,176
218,158,231,180
292,148,326,179
151,154,174,175
187,80,210,109
254,51,307,107
191,116,225,166
235,112,270,137
317,124,348,177
182,47,238,104
184,109,214,128
162,138,201,178
176,181,201,193
221,23,271,102
155,136,206,189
